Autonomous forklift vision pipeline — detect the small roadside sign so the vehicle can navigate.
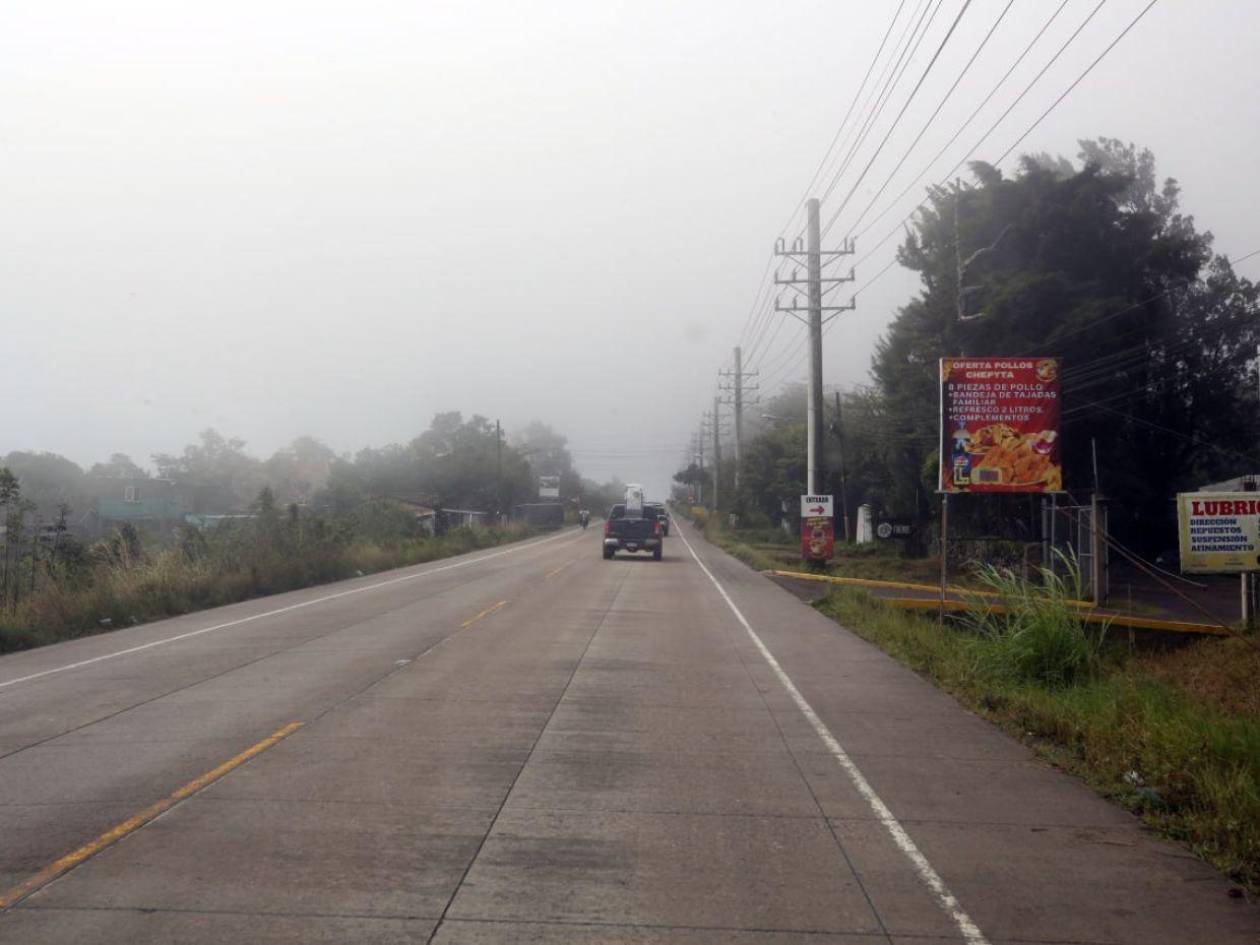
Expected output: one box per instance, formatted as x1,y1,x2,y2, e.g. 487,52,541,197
800,495,833,518
1177,492,1260,573
800,494,834,562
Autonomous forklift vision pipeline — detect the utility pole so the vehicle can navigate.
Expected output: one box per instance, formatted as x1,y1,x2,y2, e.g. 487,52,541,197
701,406,731,513
712,396,722,513
719,346,758,491
775,197,855,494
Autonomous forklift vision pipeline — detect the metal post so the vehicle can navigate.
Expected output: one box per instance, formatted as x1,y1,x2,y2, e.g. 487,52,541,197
495,419,502,524
806,198,825,494
939,493,949,625
1049,491,1057,580
1091,438,1106,605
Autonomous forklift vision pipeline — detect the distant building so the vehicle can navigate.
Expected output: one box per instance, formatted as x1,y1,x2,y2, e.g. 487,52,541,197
1198,475,1260,493
182,513,257,530
440,508,489,529
91,477,184,536
514,503,564,527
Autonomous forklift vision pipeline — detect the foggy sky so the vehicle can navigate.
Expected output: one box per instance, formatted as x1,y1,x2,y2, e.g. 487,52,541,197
4,1,1257,500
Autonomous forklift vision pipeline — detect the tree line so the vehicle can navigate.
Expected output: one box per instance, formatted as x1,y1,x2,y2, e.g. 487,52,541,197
0,412,623,619
683,139,1260,553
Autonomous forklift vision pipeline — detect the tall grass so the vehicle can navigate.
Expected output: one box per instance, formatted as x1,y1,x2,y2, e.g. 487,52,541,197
964,554,1109,687
0,521,539,653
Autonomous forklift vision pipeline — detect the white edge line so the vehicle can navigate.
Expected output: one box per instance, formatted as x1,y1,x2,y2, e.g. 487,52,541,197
676,525,990,945
0,528,579,692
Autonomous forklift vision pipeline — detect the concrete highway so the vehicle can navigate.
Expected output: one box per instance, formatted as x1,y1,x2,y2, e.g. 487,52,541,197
0,521,1254,944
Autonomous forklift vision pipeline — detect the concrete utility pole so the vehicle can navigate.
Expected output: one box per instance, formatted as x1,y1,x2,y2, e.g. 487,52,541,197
719,346,758,491
495,419,503,523
712,396,722,512
774,197,855,494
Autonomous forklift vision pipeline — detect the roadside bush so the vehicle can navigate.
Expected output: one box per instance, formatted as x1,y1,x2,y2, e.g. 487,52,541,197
964,554,1108,688
0,508,542,654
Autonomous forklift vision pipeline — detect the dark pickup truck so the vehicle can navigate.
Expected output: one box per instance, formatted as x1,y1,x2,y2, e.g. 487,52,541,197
603,503,664,560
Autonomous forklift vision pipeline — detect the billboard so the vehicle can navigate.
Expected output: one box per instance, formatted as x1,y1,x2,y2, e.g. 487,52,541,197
538,475,560,499
939,357,1061,493
800,494,834,561
1177,492,1260,573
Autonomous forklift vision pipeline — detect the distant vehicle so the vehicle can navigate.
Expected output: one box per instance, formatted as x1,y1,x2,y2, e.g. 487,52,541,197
645,501,669,536
603,502,664,561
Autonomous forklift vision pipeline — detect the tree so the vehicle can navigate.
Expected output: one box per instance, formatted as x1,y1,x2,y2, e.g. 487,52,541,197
153,429,266,513
867,139,1258,548
513,421,580,499
264,436,336,505
0,469,19,605
88,453,149,480
2,451,88,519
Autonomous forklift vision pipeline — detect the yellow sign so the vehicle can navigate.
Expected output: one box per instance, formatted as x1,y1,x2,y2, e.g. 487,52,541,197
1177,492,1260,573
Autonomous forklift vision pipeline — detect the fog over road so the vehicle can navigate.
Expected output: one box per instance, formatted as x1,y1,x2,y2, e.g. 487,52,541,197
0,524,1253,944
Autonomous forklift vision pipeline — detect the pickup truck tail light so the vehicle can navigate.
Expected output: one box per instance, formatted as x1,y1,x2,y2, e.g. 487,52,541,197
603,520,611,537
654,520,663,536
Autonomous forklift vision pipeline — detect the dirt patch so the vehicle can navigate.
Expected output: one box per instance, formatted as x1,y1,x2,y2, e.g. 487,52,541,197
1134,636,1260,719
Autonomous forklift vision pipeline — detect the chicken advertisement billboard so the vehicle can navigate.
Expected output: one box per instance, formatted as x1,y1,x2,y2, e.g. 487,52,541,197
939,358,1062,494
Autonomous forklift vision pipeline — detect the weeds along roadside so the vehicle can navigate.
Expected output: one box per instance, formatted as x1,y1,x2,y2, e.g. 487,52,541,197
0,518,544,654
692,516,1260,893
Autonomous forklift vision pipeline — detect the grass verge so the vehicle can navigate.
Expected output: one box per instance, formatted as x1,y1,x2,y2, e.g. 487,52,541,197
819,588,1259,892
697,519,958,586
691,516,1259,891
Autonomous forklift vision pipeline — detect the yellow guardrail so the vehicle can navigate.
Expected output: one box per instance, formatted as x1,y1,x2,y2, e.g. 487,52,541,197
878,596,1229,636
762,569,1098,609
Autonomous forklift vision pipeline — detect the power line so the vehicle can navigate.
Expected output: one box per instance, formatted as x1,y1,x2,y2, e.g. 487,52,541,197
1063,400,1258,466
841,0,1018,240
1025,248,1260,354
744,1,916,358
819,0,976,236
850,0,1072,245
777,0,911,240
993,0,1161,167
815,0,946,215
841,0,1147,305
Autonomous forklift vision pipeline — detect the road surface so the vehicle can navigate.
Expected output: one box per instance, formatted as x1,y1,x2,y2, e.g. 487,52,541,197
0,521,1254,944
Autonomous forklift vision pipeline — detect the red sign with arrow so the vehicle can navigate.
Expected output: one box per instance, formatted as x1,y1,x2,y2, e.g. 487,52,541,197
800,494,834,562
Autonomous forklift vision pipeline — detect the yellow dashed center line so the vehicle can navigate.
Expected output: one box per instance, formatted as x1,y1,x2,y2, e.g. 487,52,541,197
460,600,508,629
544,562,572,580
0,721,304,911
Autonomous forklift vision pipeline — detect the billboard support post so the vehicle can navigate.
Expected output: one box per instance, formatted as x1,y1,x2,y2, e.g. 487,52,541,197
939,494,949,626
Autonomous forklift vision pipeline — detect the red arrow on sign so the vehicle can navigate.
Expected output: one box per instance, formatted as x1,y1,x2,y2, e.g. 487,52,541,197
809,506,826,515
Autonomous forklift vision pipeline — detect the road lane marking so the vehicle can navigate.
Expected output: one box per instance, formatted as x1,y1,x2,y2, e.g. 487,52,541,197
460,600,508,629
676,526,990,945
0,528,580,693
0,721,303,911
544,562,571,580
